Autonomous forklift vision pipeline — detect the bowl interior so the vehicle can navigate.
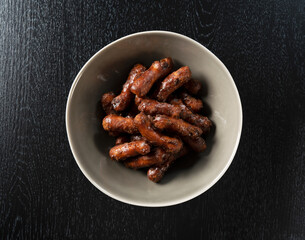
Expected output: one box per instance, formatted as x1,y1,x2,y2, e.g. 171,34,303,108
66,32,242,206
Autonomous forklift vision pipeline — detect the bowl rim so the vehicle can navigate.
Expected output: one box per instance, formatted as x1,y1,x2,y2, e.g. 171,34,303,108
66,30,243,207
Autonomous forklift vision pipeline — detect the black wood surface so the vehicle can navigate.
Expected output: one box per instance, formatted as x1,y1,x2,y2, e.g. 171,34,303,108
1,0,304,239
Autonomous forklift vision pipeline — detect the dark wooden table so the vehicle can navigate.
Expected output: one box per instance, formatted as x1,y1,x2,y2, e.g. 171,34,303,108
1,0,304,239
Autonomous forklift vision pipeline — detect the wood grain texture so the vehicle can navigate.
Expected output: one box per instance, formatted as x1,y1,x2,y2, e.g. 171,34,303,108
0,0,304,239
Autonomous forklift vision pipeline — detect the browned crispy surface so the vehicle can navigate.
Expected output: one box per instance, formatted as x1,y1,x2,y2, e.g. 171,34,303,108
153,115,202,138
138,98,181,118
170,98,212,133
130,135,146,141
102,114,138,134
101,92,116,115
155,66,191,102
170,98,189,107
182,136,207,152
180,91,203,113
109,140,151,161
134,95,143,106
115,136,129,145
147,146,188,183
183,113,212,134
134,112,183,153
112,64,146,111
183,79,202,95
124,148,167,169
131,57,173,97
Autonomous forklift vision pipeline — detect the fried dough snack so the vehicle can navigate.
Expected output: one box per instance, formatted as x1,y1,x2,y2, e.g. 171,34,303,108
138,98,181,118
134,112,183,153
112,64,146,111
130,135,146,141
100,57,213,183
153,115,202,138
147,146,188,183
180,91,203,113
182,136,207,152
103,114,138,134
109,140,150,161
131,57,173,97
101,92,116,115
183,79,202,95
134,95,143,106
170,98,212,133
124,147,167,169
115,136,129,145
155,66,191,102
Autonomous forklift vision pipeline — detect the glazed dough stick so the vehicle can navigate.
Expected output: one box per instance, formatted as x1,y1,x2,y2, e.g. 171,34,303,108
131,57,173,97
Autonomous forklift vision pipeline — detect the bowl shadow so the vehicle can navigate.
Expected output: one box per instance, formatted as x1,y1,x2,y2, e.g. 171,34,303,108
94,100,115,156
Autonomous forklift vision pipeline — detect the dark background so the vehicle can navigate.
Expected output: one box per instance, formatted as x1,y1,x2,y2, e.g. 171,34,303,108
1,0,304,239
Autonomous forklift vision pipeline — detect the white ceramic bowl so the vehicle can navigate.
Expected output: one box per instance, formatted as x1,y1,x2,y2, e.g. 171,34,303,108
66,31,242,207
